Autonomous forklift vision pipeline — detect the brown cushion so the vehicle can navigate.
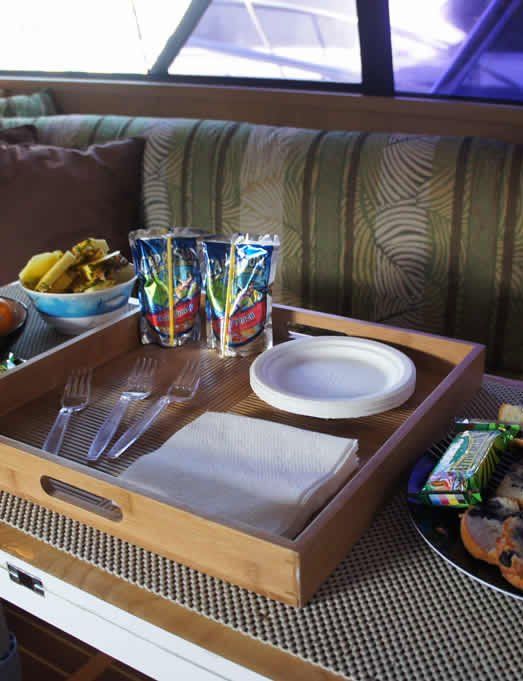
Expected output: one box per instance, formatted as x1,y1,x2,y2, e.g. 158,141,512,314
0,125,38,145
0,138,145,283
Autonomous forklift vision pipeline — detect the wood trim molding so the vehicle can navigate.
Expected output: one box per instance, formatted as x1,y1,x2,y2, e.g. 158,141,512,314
2,76,523,142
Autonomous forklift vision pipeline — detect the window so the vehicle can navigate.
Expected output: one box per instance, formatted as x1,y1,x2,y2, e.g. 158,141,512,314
0,1,191,74
1,0,523,105
170,1,362,83
0,0,361,85
390,0,523,103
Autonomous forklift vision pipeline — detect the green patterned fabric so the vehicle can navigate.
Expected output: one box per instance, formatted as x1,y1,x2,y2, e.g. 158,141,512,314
1,114,521,372
0,90,57,117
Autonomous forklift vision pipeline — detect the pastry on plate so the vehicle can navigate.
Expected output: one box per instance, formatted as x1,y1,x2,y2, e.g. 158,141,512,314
498,403,523,426
496,514,523,590
495,462,523,507
460,497,520,565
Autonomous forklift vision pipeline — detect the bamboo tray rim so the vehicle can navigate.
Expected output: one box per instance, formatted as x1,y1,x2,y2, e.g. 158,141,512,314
0,298,486,605
0,302,483,545
0,299,141,380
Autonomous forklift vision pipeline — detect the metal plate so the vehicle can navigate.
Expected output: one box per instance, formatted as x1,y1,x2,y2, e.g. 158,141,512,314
407,448,523,600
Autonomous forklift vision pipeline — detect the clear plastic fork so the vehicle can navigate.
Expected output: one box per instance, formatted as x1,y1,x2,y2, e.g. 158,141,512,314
106,358,200,460
43,368,92,455
87,357,157,462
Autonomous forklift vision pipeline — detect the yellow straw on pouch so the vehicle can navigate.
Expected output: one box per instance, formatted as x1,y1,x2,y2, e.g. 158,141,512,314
221,239,237,356
167,235,175,346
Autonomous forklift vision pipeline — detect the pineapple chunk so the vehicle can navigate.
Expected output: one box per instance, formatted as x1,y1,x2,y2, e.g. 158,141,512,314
72,238,109,264
71,278,91,293
79,251,127,282
36,251,77,292
84,280,116,292
48,271,75,293
19,251,63,289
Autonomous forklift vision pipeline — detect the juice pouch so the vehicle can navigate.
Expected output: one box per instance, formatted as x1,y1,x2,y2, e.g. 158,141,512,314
129,227,202,347
201,234,280,357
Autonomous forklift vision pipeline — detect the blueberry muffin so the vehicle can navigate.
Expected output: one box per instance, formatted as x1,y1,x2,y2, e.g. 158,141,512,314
460,497,520,565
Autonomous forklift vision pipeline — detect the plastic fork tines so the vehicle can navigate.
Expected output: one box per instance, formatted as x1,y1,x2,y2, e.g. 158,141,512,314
87,356,156,463
43,368,92,456
106,358,200,460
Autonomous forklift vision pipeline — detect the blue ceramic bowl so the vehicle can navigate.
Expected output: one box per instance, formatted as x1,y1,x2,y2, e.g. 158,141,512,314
21,267,136,335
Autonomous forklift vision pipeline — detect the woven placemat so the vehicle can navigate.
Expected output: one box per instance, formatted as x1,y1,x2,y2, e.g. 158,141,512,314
0,379,523,680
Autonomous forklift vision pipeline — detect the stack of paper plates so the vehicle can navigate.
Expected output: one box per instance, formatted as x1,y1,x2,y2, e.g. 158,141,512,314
250,336,416,419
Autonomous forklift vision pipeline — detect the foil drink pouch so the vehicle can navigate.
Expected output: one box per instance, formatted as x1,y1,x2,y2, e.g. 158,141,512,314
201,234,280,357
129,227,202,347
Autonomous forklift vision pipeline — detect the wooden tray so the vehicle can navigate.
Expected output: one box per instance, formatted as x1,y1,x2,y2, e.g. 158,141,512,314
0,305,484,606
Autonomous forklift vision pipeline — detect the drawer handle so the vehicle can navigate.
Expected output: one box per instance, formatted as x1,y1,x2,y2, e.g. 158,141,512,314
7,564,44,596
40,476,123,522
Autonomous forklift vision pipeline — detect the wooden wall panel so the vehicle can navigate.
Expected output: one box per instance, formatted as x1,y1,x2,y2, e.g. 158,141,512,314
2,76,523,143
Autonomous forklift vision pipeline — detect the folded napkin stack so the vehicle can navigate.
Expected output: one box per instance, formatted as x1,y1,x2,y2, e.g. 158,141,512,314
121,412,359,538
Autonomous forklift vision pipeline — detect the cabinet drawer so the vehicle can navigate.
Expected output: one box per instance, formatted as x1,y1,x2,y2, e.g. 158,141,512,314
0,549,266,681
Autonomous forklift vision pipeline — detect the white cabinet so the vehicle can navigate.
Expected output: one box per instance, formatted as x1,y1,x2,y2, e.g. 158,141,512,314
0,549,267,681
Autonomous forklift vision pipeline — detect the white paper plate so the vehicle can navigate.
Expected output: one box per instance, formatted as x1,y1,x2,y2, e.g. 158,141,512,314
250,336,416,419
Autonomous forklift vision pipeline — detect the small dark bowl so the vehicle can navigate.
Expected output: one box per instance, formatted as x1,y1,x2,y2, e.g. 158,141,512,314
0,296,28,355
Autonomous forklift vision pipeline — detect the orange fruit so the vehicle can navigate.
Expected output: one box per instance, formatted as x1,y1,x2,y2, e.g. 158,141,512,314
0,300,14,336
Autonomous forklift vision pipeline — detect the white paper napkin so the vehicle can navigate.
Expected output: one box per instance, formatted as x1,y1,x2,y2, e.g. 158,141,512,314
121,412,359,538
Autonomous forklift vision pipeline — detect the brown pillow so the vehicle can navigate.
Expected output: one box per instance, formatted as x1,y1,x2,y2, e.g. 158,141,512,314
0,138,144,283
0,125,38,145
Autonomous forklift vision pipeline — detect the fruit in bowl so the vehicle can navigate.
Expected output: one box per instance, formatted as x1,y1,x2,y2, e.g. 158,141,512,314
19,238,136,335
0,296,28,354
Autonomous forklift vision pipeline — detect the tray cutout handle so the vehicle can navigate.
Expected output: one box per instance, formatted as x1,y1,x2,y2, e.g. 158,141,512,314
40,476,123,522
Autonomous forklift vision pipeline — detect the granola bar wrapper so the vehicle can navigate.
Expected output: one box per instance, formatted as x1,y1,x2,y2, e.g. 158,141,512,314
418,429,514,508
129,228,202,347
201,234,280,357
454,418,521,436
0,352,24,373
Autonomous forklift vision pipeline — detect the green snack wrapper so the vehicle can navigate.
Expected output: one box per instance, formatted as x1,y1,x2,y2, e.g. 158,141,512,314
0,352,24,373
454,418,521,435
418,429,513,507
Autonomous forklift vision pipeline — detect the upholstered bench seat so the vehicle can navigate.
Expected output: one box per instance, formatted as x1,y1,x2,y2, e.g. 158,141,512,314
1,114,521,374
